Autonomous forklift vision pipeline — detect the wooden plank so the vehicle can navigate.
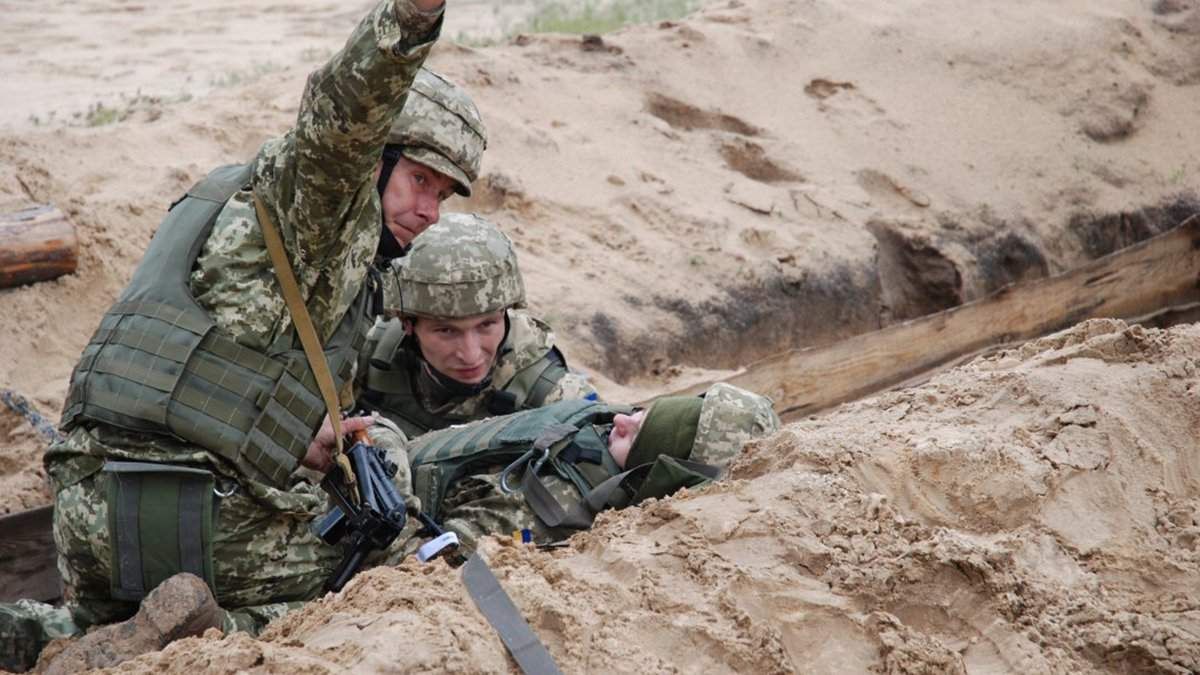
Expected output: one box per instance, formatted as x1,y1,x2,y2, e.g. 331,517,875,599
0,204,79,289
667,216,1200,419
0,505,62,603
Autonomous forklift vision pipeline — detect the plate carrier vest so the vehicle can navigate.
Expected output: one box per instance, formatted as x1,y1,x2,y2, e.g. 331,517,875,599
61,164,372,488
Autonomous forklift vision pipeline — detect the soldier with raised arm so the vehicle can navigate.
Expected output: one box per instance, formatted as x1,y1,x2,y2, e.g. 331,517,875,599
0,1,481,670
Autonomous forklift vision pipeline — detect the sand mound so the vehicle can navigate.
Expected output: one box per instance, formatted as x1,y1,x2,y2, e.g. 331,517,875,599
100,318,1199,673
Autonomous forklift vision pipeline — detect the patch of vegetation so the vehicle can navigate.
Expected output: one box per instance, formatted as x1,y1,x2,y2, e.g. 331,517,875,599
210,61,285,89
454,32,503,48
517,0,703,35
85,103,123,127
60,91,194,128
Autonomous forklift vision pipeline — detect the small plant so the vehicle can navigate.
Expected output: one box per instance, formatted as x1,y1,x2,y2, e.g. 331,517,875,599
518,0,702,35
453,31,503,48
210,62,285,89
1169,163,1187,185
85,103,123,127
688,254,705,266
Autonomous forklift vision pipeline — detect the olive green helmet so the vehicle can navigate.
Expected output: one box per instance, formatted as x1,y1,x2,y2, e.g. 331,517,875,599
628,383,780,470
387,213,525,319
389,68,487,197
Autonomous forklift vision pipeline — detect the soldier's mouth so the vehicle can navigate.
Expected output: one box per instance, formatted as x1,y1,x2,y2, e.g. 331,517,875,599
452,364,488,381
388,222,417,245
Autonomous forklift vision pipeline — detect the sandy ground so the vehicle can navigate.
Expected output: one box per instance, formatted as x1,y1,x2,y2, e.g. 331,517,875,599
2,0,1200,670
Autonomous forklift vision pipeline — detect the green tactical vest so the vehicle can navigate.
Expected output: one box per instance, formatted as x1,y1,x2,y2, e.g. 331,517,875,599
360,318,570,439
406,399,628,523
60,163,372,488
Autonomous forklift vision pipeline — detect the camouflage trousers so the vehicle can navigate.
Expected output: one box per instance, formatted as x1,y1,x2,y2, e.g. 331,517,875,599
53,469,341,628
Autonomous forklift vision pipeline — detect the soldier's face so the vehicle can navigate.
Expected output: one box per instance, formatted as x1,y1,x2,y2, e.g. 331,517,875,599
607,410,647,469
408,311,506,384
380,157,457,245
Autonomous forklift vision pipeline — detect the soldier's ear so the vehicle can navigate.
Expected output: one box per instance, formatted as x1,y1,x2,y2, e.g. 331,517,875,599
402,318,416,335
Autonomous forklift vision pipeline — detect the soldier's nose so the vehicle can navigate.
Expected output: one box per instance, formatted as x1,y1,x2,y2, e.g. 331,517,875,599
459,334,482,362
417,194,439,226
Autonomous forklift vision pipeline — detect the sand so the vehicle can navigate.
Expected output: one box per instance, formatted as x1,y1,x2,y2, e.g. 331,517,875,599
2,0,1199,671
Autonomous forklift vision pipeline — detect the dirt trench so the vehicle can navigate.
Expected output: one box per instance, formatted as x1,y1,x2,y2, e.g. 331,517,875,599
580,195,1200,383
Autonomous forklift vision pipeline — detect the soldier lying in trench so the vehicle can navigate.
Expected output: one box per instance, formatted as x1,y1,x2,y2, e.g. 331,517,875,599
373,381,781,562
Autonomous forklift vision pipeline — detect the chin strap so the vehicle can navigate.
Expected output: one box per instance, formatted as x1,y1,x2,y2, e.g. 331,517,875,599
376,145,408,260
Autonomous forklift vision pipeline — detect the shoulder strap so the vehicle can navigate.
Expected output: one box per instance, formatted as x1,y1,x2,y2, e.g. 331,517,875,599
502,347,569,411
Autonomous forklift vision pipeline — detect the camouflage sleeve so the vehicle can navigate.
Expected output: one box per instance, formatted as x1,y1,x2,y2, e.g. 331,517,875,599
254,0,443,267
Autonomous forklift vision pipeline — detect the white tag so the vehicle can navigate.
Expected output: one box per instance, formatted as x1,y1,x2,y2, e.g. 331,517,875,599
417,532,460,562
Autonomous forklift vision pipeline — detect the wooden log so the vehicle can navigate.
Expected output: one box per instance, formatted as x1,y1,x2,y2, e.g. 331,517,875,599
0,505,61,603
666,216,1200,420
0,204,79,289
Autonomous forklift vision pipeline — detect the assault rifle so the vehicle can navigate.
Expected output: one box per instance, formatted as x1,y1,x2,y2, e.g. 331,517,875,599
313,429,458,592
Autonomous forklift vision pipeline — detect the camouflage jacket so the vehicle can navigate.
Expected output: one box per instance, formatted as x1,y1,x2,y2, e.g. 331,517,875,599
46,0,443,500
359,309,598,439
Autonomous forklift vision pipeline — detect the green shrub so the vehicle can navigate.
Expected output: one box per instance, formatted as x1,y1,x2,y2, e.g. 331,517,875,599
519,0,702,35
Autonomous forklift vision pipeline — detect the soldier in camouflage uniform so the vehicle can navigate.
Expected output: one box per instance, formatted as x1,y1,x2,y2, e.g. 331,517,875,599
388,383,780,560
360,212,597,440
1,0,478,671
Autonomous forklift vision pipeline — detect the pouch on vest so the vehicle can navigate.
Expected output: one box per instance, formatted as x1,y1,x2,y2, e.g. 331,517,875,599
103,461,217,602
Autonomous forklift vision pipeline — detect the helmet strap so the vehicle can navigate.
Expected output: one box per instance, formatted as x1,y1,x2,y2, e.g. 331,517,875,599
376,145,408,260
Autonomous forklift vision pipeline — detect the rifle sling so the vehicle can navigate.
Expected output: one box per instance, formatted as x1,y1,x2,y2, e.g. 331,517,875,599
462,554,563,675
252,191,350,472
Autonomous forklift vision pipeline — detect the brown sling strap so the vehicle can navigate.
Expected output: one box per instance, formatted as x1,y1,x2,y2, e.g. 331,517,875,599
253,191,355,484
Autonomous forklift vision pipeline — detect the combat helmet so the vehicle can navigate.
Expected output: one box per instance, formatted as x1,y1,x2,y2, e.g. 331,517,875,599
388,68,488,197
627,383,780,470
387,212,525,319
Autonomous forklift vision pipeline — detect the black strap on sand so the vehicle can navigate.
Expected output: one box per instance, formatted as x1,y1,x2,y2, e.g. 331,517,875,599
462,554,562,675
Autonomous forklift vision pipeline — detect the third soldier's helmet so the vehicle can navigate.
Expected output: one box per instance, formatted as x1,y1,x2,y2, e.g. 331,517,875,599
625,384,781,470
389,69,488,197
388,213,525,319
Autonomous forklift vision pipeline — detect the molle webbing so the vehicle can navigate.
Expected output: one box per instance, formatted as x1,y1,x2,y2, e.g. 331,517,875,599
61,163,369,488
407,399,610,521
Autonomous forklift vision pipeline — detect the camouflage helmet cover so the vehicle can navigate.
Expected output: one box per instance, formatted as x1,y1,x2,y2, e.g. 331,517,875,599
387,212,525,318
689,383,781,467
389,68,487,197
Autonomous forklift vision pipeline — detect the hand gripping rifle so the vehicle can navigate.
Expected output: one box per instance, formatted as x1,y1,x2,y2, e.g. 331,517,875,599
313,429,458,593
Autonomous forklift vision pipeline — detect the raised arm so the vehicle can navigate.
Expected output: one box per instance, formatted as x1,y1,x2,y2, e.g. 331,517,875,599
255,0,446,265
